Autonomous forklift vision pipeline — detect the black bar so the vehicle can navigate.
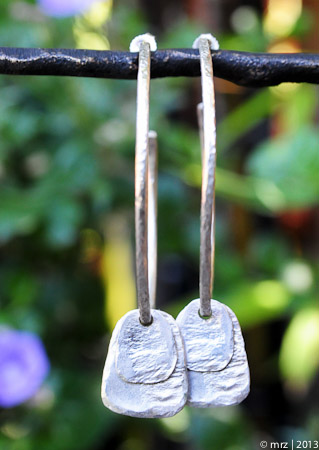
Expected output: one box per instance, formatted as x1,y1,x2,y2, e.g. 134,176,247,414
0,47,318,87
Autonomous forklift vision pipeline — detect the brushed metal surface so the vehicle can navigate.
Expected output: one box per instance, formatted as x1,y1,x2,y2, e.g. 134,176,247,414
177,299,250,407
147,131,158,309
176,299,234,372
116,309,176,384
195,37,217,318
101,309,188,418
134,39,152,325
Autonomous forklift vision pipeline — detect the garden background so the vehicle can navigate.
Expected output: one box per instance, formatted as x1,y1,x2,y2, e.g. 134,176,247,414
0,0,318,449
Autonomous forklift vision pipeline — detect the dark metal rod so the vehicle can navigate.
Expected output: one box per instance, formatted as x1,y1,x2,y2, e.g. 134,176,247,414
0,47,318,87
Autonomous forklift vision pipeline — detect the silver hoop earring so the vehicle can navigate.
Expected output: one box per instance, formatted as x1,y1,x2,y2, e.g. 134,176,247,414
176,34,250,408
101,34,187,418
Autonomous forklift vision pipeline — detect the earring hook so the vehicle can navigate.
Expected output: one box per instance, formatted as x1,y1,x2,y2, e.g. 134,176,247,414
130,34,157,325
193,34,219,318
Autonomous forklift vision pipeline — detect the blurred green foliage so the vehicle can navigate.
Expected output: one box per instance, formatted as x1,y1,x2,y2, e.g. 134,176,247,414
0,0,318,449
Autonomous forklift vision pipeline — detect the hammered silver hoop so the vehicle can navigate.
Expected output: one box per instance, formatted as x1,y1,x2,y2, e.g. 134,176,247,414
193,34,219,318
131,34,157,325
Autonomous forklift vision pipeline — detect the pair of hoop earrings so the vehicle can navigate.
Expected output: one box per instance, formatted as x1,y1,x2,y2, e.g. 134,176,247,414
101,34,250,418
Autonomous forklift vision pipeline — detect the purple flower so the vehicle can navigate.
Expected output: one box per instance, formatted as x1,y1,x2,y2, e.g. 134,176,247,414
0,329,50,408
38,0,103,17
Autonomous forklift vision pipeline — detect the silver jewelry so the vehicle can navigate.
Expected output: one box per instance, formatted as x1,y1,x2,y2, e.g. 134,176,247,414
148,131,158,309
101,34,187,418
176,34,250,408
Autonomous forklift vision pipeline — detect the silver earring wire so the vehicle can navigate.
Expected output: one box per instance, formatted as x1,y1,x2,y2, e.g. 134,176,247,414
148,131,158,309
130,34,157,325
196,103,204,159
193,34,219,318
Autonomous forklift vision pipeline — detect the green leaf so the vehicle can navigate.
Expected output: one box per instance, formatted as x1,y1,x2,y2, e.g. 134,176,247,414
0,189,42,241
277,84,318,132
279,308,319,388
224,280,291,328
217,90,272,153
247,126,319,208
7,271,39,307
44,198,84,247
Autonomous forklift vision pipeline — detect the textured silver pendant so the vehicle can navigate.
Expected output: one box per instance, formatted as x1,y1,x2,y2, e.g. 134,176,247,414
176,298,250,407
101,309,188,418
